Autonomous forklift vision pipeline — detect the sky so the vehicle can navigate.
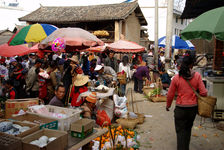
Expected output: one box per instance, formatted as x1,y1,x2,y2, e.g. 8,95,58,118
0,0,186,40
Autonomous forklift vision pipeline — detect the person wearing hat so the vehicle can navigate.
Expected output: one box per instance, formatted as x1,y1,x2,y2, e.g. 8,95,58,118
94,64,117,86
70,74,89,107
69,55,83,83
80,92,97,119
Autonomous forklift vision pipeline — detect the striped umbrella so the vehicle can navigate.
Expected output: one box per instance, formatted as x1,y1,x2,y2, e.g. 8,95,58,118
8,23,58,46
158,35,195,50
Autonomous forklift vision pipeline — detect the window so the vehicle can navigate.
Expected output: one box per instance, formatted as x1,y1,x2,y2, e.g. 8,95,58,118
181,19,183,24
176,17,178,23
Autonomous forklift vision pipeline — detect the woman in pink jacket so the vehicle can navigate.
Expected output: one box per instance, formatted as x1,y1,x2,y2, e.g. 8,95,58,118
166,53,207,150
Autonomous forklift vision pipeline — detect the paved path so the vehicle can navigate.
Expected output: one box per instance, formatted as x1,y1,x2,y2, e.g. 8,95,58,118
126,82,224,150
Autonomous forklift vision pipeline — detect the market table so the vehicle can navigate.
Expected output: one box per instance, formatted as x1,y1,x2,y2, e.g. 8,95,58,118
68,128,108,150
80,88,115,99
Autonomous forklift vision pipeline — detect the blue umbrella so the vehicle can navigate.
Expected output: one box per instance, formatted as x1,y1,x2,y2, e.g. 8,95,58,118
158,35,195,50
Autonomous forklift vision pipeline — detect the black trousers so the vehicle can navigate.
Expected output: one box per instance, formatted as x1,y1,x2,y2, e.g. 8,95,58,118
174,106,197,150
134,77,143,93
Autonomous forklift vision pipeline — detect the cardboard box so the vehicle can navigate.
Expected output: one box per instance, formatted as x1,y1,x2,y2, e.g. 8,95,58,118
70,119,94,139
11,113,58,130
70,118,94,133
5,98,39,118
22,129,68,150
0,119,39,138
0,132,22,150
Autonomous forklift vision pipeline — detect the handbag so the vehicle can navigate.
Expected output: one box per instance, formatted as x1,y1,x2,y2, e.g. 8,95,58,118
186,80,217,118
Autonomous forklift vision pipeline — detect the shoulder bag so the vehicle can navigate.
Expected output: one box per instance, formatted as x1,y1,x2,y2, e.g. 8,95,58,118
186,80,217,118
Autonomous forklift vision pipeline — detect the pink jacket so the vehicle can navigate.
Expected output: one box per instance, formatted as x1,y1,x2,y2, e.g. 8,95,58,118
167,72,207,108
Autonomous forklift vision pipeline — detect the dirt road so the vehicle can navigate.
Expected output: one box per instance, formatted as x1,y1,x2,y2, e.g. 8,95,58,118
126,83,224,150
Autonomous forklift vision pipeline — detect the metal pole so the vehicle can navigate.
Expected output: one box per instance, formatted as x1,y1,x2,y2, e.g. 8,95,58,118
154,0,159,69
165,0,174,70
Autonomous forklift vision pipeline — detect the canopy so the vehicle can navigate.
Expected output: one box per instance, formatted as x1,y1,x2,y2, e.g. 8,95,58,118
0,44,31,57
8,24,57,46
181,6,224,41
39,28,104,51
106,40,145,53
158,35,195,50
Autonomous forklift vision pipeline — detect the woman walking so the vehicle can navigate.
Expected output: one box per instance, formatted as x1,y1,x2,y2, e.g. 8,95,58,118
166,53,207,150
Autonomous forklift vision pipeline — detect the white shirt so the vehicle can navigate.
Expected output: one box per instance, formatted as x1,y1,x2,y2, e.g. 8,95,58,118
118,62,132,79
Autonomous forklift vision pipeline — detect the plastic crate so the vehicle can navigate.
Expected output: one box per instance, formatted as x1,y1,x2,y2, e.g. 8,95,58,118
29,105,81,131
0,132,22,150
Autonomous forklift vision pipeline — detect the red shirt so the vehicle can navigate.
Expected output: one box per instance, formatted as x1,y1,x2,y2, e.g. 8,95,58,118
9,88,16,99
70,86,88,107
167,72,207,108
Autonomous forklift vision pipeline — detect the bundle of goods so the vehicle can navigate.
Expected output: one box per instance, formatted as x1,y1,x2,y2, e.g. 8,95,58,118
96,99,114,126
95,85,109,93
113,94,128,118
93,30,109,37
0,121,30,136
29,135,56,148
92,125,140,150
22,129,68,150
28,105,81,131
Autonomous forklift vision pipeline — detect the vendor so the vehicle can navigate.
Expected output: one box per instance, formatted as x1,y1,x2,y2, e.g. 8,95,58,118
94,65,117,87
70,74,89,107
133,66,150,93
81,92,97,119
49,84,65,107
159,68,171,89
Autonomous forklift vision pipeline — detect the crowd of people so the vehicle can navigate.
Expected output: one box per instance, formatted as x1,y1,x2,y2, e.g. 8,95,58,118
0,48,183,108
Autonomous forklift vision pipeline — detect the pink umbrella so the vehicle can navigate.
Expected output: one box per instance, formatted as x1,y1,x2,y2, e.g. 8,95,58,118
0,43,31,57
107,40,146,53
39,28,104,51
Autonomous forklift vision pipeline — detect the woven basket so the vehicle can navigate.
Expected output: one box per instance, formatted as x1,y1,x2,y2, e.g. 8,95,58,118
151,96,167,102
116,118,138,129
136,113,145,124
117,72,127,85
198,96,217,118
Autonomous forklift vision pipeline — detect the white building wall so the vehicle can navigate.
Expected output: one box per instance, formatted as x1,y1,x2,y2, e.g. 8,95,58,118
138,0,188,41
173,14,190,36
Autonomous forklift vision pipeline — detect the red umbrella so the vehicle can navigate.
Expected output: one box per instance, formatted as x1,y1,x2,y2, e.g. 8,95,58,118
0,44,31,57
39,28,104,51
107,40,146,53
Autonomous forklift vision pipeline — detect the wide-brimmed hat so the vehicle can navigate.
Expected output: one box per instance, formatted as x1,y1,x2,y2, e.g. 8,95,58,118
69,55,79,63
73,74,89,86
86,92,97,103
94,65,103,71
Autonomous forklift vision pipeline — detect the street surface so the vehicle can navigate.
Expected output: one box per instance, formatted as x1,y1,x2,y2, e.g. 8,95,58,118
126,82,224,150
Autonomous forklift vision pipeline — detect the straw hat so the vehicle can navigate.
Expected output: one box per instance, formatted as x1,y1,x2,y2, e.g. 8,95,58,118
86,92,97,103
69,55,79,63
73,74,89,86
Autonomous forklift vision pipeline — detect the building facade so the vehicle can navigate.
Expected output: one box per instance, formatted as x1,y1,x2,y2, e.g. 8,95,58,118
19,1,148,47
